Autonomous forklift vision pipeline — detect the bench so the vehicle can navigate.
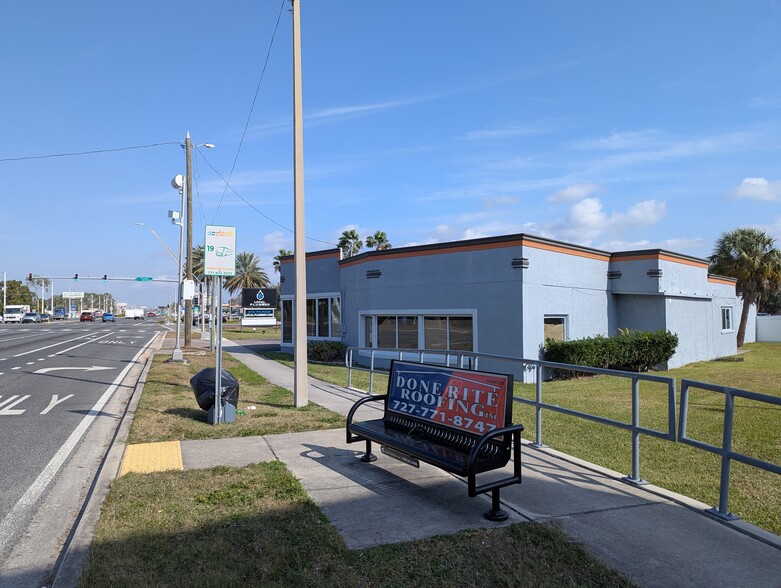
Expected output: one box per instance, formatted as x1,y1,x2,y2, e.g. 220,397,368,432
346,360,523,520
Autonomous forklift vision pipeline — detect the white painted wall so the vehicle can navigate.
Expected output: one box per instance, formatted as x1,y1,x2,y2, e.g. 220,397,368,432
756,315,781,342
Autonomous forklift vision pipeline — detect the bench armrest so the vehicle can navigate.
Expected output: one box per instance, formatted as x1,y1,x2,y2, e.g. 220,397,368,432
467,423,524,498
346,394,387,443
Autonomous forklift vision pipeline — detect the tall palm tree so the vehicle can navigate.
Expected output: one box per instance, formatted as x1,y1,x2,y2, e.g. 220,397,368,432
224,252,271,295
338,229,362,258
191,244,205,278
273,249,293,273
710,227,781,346
366,230,392,251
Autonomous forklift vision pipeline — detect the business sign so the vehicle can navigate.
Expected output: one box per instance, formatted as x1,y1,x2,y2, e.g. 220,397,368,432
62,292,84,299
386,361,512,436
204,225,236,277
241,288,277,309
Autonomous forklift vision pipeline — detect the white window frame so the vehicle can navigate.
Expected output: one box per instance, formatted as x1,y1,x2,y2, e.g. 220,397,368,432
721,306,734,333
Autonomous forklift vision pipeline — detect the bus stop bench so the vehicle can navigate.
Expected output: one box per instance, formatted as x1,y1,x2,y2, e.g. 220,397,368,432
346,360,523,520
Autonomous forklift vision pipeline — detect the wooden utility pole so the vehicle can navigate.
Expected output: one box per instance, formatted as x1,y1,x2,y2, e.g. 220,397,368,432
185,132,193,347
292,0,309,407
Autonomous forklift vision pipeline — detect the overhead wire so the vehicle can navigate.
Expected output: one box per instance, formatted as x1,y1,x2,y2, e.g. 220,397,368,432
211,0,286,223
0,141,180,162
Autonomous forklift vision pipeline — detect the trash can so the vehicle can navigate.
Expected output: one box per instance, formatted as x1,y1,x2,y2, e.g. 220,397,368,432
190,368,239,423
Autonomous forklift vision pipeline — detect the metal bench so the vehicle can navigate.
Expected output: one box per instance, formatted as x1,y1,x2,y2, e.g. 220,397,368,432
346,360,524,520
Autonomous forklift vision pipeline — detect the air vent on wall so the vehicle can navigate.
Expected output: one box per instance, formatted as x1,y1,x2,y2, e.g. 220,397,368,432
647,269,663,278
366,270,382,279
511,258,530,269
607,270,622,279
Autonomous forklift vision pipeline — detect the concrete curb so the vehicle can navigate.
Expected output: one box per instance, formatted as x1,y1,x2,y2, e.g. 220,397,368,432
51,331,165,588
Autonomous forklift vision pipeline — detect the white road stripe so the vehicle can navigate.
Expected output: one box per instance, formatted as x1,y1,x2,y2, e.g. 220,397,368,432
0,332,162,556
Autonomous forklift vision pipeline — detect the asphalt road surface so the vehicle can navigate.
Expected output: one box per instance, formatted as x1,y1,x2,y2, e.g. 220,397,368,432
0,318,164,586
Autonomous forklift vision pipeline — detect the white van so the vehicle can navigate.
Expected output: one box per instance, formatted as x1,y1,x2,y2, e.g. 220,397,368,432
4,305,31,323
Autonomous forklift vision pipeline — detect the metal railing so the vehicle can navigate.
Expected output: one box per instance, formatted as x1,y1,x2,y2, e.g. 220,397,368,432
678,379,781,520
345,347,676,486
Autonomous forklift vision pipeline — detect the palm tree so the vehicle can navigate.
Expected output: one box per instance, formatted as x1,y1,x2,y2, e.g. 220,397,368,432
273,249,293,273
338,229,363,258
365,230,392,251
191,244,205,278
709,227,781,346
224,252,271,295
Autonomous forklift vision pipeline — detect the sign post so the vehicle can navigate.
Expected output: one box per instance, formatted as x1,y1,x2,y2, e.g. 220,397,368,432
204,225,236,424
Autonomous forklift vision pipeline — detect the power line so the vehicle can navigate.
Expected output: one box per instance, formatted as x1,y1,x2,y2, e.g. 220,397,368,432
212,0,286,222
0,141,180,162
198,150,337,247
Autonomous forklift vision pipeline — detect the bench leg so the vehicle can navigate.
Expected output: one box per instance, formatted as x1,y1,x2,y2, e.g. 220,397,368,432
484,488,508,522
360,439,377,463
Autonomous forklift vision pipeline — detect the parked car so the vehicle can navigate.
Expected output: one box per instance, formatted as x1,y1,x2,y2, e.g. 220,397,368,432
80,311,94,322
102,312,116,322
147,311,156,317
39,313,52,322
22,312,42,323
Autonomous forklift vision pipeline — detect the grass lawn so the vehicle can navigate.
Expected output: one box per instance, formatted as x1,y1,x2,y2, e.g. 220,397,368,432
127,351,343,443
80,463,634,588
221,324,281,341
263,344,781,535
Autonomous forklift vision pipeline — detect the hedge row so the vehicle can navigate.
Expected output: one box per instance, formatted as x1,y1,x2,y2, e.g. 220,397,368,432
307,341,347,362
543,329,679,375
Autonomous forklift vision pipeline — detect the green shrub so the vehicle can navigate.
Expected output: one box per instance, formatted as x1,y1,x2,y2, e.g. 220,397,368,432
307,341,346,362
543,330,679,377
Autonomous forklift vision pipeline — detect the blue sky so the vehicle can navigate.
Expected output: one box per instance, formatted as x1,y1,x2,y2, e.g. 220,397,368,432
2,1,780,306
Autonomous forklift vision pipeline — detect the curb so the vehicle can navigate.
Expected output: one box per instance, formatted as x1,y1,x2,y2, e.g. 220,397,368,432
51,332,165,588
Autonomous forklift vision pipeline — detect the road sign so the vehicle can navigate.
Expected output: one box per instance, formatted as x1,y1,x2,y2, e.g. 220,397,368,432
62,292,84,299
204,225,237,277
135,276,153,282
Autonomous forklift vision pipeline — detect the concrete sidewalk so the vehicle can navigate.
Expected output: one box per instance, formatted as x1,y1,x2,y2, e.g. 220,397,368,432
134,338,781,588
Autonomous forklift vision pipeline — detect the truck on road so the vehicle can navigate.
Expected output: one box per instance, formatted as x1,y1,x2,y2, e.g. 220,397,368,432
124,308,144,320
4,305,32,323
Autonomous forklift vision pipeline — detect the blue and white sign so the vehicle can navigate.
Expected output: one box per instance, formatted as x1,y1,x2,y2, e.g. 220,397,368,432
204,225,237,277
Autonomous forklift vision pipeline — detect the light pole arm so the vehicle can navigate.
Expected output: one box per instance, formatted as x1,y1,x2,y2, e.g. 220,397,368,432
133,223,180,268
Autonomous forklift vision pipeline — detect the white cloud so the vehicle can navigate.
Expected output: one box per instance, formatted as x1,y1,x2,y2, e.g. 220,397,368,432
597,236,706,254
547,183,600,203
549,198,667,245
574,129,662,150
731,177,781,201
461,124,549,141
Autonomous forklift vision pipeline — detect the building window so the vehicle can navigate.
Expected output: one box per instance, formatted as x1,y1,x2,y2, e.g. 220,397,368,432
364,314,474,352
282,296,341,343
282,300,292,343
721,307,733,332
544,316,566,342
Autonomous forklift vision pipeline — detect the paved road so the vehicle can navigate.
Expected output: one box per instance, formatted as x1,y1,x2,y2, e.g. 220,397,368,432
0,318,163,586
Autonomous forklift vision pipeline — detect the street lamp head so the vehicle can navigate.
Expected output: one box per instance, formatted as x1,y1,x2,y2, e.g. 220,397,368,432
202,143,215,149
132,222,144,226
171,174,184,190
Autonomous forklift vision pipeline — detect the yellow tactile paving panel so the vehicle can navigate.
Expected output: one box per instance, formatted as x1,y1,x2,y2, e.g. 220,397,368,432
120,441,184,476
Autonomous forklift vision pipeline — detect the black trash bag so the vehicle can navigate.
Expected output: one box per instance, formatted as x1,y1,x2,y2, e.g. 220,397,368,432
190,368,240,410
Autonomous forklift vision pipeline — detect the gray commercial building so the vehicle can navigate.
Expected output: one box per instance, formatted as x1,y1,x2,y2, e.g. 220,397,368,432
279,233,754,378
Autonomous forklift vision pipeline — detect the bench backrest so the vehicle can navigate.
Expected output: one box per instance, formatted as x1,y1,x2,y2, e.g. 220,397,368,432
385,360,514,440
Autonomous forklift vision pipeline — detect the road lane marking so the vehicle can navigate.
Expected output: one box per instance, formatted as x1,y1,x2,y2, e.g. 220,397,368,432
34,366,115,375
40,394,75,415
12,332,100,358
0,332,162,556
0,396,31,415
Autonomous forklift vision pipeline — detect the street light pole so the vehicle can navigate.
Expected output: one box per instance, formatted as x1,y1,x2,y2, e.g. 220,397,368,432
185,133,193,347
169,174,186,362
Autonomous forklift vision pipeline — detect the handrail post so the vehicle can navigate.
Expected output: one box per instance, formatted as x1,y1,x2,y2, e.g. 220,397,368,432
622,377,648,486
707,391,740,520
531,364,546,448
370,349,375,394
347,348,353,389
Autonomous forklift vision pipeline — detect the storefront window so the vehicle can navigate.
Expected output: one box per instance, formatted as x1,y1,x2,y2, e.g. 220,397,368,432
424,317,448,350
282,300,292,343
397,316,419,349
331,298,341,337
318,298,329,337
306,299,316,337
449,317,473,351
377,316,397,348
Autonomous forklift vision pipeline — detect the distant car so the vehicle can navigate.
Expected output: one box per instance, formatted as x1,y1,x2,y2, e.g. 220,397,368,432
53,310,68,320
80,311,94,322
39,313,52,323
22,312,42,323
102,312,116,322
147,311,155,317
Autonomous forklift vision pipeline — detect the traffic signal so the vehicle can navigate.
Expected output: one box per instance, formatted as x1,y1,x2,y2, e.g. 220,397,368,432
28,273,33,281
103,274,108,281
74,274,78,282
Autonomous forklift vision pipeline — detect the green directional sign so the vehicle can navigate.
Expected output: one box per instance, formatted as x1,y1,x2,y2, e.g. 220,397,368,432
135,276,153,282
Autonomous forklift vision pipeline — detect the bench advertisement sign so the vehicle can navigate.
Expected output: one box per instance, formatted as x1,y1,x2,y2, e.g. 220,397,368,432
387,361,512,436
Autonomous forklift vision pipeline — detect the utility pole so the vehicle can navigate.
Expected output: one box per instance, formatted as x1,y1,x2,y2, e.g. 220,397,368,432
292,0,309,407
185,132,194,347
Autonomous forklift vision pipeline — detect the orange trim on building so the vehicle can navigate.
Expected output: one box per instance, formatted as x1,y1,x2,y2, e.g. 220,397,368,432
279,249,340,265
611,253,709,269
340,236,609,267
708,276,737,286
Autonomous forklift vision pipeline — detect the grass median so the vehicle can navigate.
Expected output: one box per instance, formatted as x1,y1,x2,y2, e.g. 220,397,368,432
264,343,781,535
81,462,633,588
81,344,637,586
